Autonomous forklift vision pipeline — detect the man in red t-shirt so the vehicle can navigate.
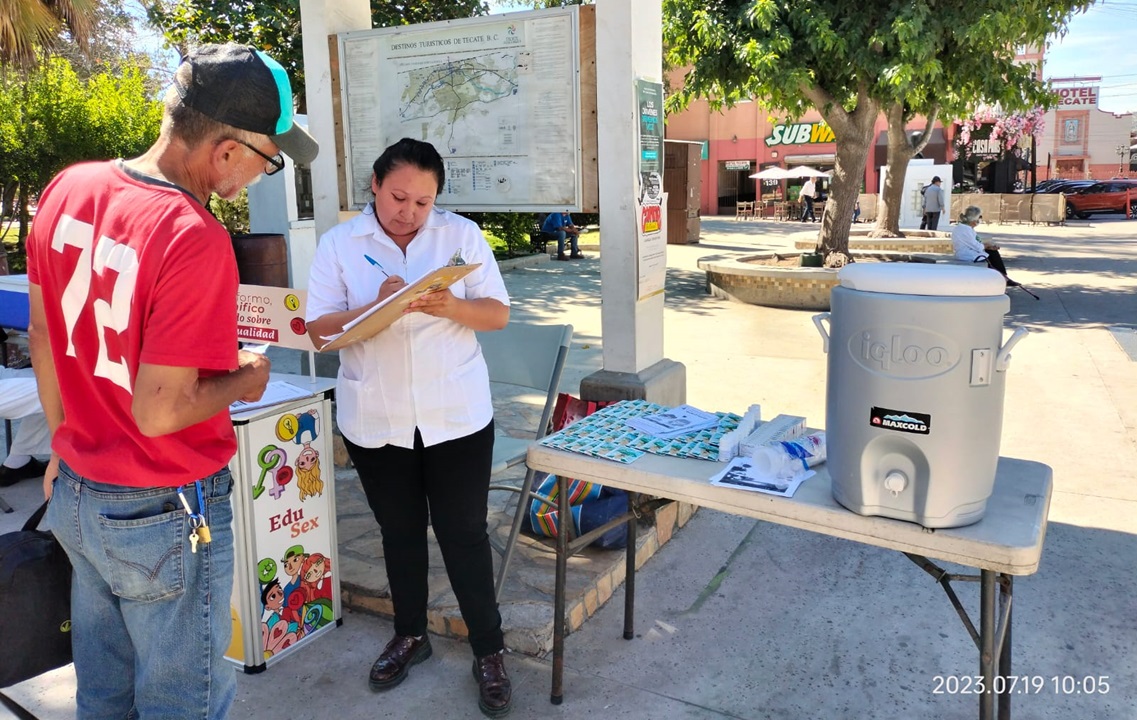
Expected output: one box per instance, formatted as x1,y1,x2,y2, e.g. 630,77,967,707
26,44,317,719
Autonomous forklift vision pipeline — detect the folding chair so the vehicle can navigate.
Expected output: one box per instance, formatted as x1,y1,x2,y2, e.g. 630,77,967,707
477,322,573,600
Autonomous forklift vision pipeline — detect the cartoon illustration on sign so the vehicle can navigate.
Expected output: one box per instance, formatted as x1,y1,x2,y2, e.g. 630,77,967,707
295,444,323,501
252,445,291,500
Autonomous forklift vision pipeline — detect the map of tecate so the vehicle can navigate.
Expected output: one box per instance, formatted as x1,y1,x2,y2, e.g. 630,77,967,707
340,10,581,210
397,51,519,155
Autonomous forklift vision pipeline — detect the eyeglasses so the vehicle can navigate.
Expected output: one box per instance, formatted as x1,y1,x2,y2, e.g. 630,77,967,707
232,138,285,176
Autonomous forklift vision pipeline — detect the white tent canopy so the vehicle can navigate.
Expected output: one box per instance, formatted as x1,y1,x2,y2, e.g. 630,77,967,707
787,165,831,178
749,165,832,180
749,166,793,179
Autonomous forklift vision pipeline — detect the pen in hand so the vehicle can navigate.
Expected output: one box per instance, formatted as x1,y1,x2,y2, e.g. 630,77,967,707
364,254,389,278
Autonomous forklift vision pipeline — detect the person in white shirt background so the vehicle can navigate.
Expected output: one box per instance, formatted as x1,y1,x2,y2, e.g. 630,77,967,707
0,366,51,486
799,177,817,222
305,138,513,718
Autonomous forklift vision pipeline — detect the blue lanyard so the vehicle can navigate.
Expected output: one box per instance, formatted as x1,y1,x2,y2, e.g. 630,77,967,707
176,480,206,527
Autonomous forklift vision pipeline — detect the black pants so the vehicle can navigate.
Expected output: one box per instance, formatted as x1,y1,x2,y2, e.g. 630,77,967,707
344,421,503,658
800,196,815,222
922,211,940,230
973,250,1010,278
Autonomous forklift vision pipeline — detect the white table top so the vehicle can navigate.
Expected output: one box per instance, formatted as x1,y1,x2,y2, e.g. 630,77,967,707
527,444,1052,576
230,373,336,423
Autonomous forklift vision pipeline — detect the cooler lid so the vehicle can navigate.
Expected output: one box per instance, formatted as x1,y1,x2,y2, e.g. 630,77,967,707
838,263,1006,297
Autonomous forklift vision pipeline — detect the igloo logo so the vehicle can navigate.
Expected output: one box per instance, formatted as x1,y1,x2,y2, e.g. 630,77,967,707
853,328,960,378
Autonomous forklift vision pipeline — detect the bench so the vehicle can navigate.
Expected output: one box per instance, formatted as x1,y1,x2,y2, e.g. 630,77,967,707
529,224,556,255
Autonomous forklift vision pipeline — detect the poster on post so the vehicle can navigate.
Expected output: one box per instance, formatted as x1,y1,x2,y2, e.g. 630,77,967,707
636,77,664,208
637,192,668,300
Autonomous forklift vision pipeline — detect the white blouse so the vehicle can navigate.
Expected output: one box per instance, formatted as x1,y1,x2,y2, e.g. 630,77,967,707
306,207,511,449
951,223,987,263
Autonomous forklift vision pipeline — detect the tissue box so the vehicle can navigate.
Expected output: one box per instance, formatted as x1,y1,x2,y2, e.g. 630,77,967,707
739,414,807,456
0,275,30,330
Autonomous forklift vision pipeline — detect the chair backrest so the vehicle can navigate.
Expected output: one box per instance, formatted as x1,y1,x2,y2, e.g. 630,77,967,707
477,322,573,440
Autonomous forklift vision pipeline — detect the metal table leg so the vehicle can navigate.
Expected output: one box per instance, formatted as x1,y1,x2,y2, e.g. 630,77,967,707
998,575,1013,719
551,472,569,705
906,555,1014,720
980,569,996,720
623,492,636,640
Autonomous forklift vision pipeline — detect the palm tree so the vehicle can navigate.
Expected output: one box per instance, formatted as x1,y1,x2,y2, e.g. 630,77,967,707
0,0,97,67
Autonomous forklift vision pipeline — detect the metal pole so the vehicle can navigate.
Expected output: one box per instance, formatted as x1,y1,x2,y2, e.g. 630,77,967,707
979,570,996,720
623,493,637,640
998,575,1014,719
550,472,569,705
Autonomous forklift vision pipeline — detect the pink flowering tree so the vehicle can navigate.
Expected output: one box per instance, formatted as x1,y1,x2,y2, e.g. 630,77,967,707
956,107,1047,155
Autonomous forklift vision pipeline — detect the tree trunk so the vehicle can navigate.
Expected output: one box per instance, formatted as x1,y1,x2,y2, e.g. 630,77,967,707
871,103,938,237
16,184,29,253
815,97,879,266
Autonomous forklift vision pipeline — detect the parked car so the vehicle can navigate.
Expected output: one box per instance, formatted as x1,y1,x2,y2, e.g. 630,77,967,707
1039,179,1094,195
1063,180,1137,219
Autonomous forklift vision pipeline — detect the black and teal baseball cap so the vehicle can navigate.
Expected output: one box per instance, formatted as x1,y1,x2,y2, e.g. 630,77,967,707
174,43,319,165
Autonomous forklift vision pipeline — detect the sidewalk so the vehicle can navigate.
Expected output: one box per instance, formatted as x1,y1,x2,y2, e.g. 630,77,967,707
3,216,1135,719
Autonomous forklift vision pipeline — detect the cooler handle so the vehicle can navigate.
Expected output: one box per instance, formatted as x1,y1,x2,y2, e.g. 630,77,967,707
995,326,1029,372
812,313,831,354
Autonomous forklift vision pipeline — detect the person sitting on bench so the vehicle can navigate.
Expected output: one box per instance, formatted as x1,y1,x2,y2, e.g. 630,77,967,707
542,211,583,261
951,205,1022,288
0,366,50,486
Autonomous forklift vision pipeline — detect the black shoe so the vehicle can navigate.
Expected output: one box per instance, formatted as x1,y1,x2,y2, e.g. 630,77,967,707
555,253,569,261
0,458,47,487
369,635,432,691
569,252,586,260
1006,279,1022,288
472,652,512,717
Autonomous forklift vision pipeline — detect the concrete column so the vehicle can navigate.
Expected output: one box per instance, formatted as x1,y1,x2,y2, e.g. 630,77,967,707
582,0,685,405
299,0,371,244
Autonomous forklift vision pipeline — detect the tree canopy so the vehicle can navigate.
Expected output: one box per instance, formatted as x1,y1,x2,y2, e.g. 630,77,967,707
663,0,1093,259
0,0,98,67
0,56,161,243
145,0,492,108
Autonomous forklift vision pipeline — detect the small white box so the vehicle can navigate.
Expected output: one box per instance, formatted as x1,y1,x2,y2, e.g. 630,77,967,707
740,414,807,456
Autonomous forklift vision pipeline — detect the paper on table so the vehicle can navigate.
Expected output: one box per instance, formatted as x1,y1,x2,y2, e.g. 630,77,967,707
625,404,720,439
318,263,481,352
708,456,813,498
229,380,316,415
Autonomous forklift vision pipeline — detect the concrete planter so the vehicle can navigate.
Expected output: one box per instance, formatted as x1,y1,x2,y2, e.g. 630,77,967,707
792,228,953,255
697,253,840,311
698,251,937,311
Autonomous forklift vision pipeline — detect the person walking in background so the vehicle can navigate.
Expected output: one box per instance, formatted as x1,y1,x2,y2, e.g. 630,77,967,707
542,210,583,260
27,43,315,718
951,206,1021,287
0,367,51,486
921,176,945,230
799,177,817,222
306,138,514,718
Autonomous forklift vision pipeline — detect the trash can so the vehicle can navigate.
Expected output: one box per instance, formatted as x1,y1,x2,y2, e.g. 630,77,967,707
813,263,1028,528
231,233,290,288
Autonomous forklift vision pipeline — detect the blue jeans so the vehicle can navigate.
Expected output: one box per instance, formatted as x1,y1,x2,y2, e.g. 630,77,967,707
554,229,579,256
46,462,236,720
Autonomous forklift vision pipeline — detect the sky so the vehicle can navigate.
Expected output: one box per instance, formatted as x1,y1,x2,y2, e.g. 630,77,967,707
1043,0,1137,114
126,1,1137,116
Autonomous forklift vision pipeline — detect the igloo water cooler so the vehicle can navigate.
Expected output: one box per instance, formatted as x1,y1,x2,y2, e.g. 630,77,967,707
813,264,1029,528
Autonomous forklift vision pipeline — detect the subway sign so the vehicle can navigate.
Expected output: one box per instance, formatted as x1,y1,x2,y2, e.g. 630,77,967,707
765,122,835,147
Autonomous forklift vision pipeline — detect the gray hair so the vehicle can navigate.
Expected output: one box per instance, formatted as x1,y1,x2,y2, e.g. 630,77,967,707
959,206,982,224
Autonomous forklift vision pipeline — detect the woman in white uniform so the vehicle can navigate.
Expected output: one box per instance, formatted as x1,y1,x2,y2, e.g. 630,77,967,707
306,138,512,718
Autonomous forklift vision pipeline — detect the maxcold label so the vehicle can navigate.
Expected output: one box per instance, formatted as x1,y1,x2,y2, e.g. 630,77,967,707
870,407,931,435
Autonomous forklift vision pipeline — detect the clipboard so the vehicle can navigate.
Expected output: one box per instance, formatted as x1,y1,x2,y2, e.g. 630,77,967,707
317,263,481,352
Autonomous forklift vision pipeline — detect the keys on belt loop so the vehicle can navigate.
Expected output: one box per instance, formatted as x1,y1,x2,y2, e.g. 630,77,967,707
177,481,212,554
